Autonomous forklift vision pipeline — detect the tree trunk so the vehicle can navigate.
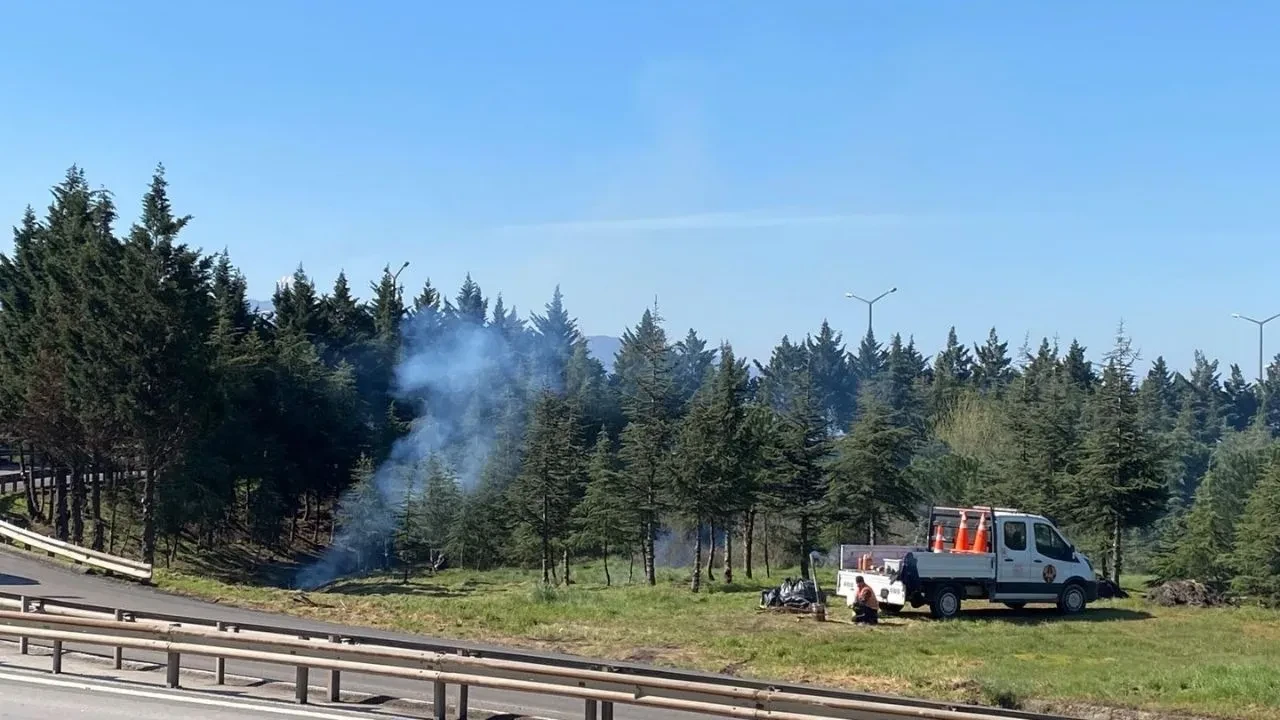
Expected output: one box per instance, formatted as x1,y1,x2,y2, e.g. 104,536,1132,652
690,522,703,593
628,551,635,583
141,465,157,566
644,517,657,586
868,516,877,546
706,525,717,582
743,510,755,580
1111,516,1123,585
90,470,104,551
107,471,120,556
70,466,85,546
799,515,811,579
602,543,611,587
541,495,551,585
54,467,69,540
724,523,734,585
562,547,572,586
763,513,771,578
20,445,39,520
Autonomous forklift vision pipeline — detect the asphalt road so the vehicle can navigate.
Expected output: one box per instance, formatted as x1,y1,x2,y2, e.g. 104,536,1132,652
0,668,439,720
0,549,703,720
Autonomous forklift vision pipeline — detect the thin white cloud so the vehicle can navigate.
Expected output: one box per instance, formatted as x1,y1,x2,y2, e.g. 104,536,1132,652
495,210,910,234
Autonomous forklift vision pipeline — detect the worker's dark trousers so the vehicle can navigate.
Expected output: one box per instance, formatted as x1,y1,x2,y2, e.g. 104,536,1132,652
853,605,879,624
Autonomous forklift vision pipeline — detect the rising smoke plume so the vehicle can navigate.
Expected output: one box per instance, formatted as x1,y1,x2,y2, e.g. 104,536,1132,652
295,311,529,590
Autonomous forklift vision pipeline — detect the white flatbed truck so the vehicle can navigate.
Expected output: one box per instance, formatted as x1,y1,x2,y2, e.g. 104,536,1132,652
835,505,1098,619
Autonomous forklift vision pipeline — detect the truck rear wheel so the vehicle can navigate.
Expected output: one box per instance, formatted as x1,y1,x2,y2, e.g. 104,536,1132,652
929,585,962,620
1058,582,1087,614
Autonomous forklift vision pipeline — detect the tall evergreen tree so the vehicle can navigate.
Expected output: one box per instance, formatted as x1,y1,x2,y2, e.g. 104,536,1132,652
1067,327,1167,583
509,392,583,584
615,307,676,585
973,328,1014,393
824,393,918,545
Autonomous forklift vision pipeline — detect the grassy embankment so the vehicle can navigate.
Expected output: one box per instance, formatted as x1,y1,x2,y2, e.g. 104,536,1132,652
3,489,1276,719
155,562,1280,720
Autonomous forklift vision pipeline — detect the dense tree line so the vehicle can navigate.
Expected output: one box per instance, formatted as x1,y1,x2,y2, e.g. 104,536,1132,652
2,167,1279,602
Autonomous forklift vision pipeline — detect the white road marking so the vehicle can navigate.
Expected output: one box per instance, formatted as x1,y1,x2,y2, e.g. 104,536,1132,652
0,669,412,719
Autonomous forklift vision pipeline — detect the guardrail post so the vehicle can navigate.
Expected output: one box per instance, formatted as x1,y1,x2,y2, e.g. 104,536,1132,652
112,609,124,669
214,621,226,683
433,679,447,720
601,701,613,720
166,651,180,688
584,699,598,720
293,634,310,705
51,639,62,674
456,649,469,719
327,635,341,702
18,595,27,654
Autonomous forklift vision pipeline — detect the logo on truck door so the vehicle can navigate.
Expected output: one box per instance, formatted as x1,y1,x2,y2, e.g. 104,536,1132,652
1042,564,1057,583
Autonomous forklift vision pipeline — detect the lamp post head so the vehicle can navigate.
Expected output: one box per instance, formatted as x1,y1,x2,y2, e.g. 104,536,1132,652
1232,313,1242,319
889,287,898,294
844,292,855,299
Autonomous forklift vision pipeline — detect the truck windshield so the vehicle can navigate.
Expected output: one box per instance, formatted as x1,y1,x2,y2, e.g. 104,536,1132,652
1034,523,1074,561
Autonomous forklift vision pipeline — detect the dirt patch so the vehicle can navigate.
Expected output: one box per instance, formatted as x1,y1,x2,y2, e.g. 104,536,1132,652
1144,580,1231,608
1028,699,1220,720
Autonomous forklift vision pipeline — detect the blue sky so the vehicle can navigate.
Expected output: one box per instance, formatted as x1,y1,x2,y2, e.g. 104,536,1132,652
3,1,1279,375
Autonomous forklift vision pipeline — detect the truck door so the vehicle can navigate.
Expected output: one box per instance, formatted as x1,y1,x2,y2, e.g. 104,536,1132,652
997,518,1031,587
1032,521,1076,591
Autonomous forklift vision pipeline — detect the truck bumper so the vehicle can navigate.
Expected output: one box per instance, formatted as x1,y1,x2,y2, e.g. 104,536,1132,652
1083,578,1099,602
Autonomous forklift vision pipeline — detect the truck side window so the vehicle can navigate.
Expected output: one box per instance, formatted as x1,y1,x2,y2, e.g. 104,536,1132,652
1003,521,1026,551
1034,522,1074,561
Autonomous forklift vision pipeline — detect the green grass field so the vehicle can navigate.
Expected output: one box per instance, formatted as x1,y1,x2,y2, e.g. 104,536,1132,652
154,563,1280,720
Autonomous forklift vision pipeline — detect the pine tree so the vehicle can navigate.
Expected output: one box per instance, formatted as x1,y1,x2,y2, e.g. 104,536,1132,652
1223,364,1258,432
670,344,749,590
672,329,716,410
767,369,831,578
335,456,391,573
509,392,584,584
451,273,488,327
929,326,972,420
615,308,676,585
530,286,579,391
806,321,855,434
851,330,886,387
1229,456,1280,604
973,328,1013,393
1154,428,1272,585
1068,327,1167,583
571,430,631,585
824,393,918,545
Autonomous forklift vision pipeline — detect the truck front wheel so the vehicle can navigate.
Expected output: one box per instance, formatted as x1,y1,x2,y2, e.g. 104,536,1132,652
929,586,962,620
1058,582,1087,614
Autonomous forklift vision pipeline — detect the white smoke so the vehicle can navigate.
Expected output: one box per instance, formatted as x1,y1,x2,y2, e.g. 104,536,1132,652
295,314,525,589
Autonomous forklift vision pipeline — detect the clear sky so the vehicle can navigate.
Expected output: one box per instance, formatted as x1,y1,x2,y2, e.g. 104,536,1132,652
2,1,1278,375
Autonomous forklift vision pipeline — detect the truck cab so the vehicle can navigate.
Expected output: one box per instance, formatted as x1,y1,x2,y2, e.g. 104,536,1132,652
836,506,1098,619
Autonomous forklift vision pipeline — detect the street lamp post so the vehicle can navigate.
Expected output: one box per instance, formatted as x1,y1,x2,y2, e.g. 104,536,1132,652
1232,311,1280,386
845,287,897,337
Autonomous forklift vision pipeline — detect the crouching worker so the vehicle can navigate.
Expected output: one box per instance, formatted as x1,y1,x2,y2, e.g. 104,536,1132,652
852,575,879,625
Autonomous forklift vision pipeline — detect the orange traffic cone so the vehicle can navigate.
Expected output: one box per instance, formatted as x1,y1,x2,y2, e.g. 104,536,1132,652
954,511,970,552
971,513,990,553
931,524,945,552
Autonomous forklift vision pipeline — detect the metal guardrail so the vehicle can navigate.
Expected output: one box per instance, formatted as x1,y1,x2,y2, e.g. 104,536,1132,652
0,592,1078,720
0,520,152,581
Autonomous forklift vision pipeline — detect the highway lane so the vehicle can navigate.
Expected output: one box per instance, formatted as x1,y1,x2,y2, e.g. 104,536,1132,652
0,668,449,720
0,548,703,720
